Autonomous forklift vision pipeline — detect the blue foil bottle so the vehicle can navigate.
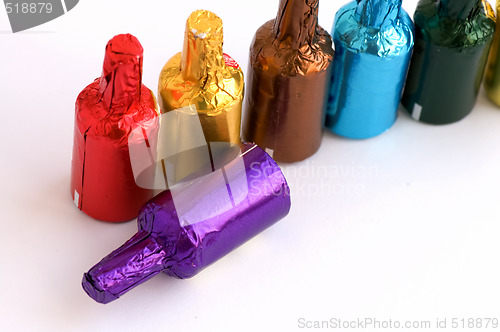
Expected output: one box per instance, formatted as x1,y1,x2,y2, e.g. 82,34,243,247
326,0,414,139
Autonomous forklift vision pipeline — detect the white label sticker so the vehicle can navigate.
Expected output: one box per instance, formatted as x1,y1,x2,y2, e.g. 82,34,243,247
412,103,423,121
265,148,274,157
73,190,79,208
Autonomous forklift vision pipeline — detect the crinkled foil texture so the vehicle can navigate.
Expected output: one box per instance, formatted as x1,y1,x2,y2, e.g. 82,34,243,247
82,229,165,303
413,0,495,49
72,83,159,222
142,143,291,278
71,34,159,222
243,17,333,163
82,143,291,303
158,10,244,144
326,0,414,139
401,0,496,124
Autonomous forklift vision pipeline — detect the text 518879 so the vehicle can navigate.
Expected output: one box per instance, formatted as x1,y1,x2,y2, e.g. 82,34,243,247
5,2,53,14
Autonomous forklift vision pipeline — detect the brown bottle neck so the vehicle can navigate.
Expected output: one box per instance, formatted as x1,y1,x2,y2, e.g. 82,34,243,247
273,0,319,48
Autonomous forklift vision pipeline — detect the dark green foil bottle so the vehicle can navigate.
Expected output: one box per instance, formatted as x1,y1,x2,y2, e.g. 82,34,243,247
402,0,495,124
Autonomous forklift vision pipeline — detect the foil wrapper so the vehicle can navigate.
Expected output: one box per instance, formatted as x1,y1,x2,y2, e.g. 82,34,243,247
71,34,160,222
158,10,244,145
485,0,500,106
82,143,291,304
325,0,414,139
401,0,495,124
242,0,334,163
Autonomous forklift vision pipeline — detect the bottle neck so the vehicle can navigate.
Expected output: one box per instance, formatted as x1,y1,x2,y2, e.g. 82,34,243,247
99,34,143,112
273,0,319,48
439,0,479,20
180,10,225,83
355,0,402,29
82,230,168,304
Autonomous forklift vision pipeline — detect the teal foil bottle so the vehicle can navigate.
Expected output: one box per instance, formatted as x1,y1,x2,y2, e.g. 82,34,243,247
401,0,495,124
325,0,414,139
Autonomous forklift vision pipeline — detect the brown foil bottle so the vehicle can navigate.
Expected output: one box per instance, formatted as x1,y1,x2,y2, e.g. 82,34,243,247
242,0,333,163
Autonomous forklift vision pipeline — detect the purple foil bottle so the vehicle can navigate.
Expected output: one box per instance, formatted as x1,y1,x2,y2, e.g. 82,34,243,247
82,143,291,304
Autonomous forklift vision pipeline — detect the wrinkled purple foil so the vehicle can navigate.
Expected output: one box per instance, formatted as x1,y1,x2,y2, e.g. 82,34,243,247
82,143,291,303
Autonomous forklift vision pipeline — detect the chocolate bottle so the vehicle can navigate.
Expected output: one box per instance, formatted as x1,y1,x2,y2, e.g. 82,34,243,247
484,0,500,106
82,143,291,303
71,34,159,222
326,0,414,138
243,0,334,162
158,10,244,145
401,0,495,124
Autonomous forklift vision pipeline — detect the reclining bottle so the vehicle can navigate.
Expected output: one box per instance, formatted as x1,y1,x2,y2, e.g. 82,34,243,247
82,143,291,304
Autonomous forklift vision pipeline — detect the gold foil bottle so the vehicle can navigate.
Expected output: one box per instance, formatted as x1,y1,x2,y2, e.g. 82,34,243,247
242,0,333,163
485,0,500,106
158,10,244,144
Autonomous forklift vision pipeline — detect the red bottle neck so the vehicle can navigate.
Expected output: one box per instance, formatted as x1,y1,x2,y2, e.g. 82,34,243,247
99,34,143,113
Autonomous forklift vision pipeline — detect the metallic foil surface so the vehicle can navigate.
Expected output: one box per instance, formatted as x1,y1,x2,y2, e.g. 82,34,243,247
242,0,334,163
158,10,244,144
401,0,495,124
325,0,414,139
70,34,160,222
485,0,500,106
82,143,291,304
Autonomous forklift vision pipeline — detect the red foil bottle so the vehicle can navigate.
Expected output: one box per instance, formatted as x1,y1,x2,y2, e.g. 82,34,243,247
71,34,160,222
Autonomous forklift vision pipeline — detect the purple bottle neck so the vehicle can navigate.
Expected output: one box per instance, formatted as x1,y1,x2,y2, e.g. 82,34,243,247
355,0,402,28
82,230,168,304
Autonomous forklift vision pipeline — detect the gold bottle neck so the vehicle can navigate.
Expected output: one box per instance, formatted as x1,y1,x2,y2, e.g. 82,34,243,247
180,10,225,83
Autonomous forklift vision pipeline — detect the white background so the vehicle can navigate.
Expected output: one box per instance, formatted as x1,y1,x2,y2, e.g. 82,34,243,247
1,0,500,331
